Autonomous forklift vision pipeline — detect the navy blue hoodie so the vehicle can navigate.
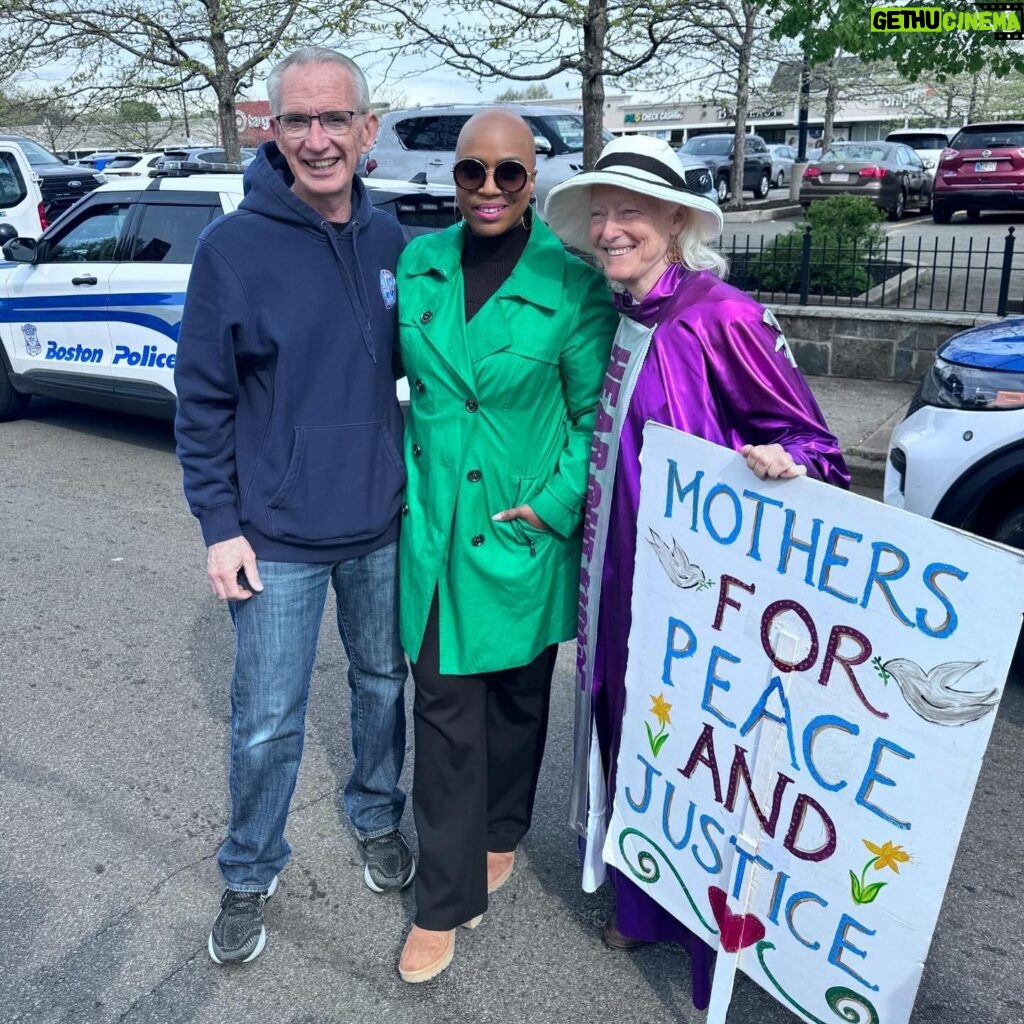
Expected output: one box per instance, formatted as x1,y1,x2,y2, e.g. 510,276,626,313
174,144,407,561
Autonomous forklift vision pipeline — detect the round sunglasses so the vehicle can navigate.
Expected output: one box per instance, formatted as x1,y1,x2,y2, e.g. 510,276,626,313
452,158,534,195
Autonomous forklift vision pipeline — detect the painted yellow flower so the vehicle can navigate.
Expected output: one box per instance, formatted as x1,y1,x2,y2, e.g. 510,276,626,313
862,839,910,873
649,693,672,728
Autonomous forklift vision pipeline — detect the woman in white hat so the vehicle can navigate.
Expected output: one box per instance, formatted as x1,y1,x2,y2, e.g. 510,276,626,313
544,135,850,1010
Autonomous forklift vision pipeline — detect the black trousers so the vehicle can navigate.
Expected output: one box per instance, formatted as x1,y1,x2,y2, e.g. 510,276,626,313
411,595,558,930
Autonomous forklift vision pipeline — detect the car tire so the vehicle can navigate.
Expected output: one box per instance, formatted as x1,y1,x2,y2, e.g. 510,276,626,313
932,204,953,224
993,505,1024,552
0,357,30,422
775,171,786,188
966,209,981,221
887,189,906,222
752,171,770,200
716,175,729,203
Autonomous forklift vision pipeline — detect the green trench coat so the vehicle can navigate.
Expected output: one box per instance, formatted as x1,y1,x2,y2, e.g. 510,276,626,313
397,218,617,675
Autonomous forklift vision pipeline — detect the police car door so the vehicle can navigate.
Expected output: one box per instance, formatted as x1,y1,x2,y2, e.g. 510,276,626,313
105,192,226,402
1,199,132,386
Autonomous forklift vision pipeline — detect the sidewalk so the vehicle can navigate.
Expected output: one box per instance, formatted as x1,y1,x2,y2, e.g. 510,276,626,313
803,375,916,494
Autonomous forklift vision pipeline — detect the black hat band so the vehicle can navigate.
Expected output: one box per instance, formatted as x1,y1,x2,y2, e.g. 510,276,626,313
593,152,705,197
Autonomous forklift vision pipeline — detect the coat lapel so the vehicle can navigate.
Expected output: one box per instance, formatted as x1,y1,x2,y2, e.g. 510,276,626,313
466,217,567,363
401,225,476,390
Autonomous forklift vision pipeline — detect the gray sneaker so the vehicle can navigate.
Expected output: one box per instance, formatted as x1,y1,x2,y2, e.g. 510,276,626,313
361,831,415,892
208,875,278,965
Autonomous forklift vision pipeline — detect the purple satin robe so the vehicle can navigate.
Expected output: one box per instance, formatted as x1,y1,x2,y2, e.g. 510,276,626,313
592,265,850,1010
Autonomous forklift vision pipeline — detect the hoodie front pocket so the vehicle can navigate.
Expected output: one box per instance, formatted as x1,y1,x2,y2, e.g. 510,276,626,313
267,422,406,544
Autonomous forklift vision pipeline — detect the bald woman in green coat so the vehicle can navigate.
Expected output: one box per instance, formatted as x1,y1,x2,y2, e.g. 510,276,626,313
396,109,616,983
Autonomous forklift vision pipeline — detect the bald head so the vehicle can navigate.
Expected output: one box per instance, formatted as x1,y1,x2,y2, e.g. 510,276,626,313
457,108,537,170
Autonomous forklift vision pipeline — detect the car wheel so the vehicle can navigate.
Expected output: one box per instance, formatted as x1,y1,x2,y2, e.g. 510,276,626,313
887,189,906,222
752,171,770,200
775,171,786,188
966,209,981,221
716,175,729,203
932,203,952,224
0,357,30,422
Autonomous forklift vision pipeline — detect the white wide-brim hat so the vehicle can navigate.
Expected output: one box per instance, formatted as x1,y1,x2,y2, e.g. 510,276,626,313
544,135,724,253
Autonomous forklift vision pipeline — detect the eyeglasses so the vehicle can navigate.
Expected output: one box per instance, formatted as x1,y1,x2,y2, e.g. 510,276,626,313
453,158,534,194
274,110,363,137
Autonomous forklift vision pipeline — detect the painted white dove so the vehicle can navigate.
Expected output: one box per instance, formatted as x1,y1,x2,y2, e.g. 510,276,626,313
647,528,708,589
882,658,999,726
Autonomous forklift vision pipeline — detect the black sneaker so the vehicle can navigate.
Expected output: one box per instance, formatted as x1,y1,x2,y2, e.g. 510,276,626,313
208,875,278,965
361,830,415,893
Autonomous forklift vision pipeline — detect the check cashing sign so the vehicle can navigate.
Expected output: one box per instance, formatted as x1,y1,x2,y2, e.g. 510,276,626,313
605,424,1024,1024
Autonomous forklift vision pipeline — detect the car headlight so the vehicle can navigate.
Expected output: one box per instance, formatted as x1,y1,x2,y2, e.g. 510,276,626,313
93,173,107,184
920,355,1024,410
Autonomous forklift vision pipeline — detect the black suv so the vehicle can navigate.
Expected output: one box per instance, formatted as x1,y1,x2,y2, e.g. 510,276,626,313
677,133,773,202
0,134,106,225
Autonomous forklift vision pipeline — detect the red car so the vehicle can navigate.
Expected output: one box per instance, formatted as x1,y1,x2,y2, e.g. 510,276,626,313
932,121,1024,224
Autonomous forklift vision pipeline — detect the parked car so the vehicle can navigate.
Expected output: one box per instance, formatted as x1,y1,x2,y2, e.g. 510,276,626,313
0,134,106,223
677,133,772,202
155,147,257,168
931,121,1024,224
767,143,797,187
77,151,168,177
884,318,1024,555
884,127,959,179
799,141,931,220
364,104,615,210
0,140,46,238
0,168,458,422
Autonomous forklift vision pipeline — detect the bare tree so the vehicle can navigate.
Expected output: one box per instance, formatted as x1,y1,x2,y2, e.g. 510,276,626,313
360,0,695,168
0,0,360,161
680,0,788,208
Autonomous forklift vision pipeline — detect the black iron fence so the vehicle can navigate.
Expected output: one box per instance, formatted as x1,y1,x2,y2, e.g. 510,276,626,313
723,226,1024,316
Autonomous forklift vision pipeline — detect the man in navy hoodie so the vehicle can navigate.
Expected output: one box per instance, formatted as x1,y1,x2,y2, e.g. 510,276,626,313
174,46,411,966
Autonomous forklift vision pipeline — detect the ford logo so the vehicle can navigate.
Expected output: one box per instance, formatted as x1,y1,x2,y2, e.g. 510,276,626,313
68,179,81,187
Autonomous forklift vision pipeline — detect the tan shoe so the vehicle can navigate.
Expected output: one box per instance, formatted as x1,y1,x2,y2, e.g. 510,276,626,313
486,850,515,894
398,925,455,983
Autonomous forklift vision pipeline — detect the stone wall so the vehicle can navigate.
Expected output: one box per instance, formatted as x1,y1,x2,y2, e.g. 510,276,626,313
770,306,1000,381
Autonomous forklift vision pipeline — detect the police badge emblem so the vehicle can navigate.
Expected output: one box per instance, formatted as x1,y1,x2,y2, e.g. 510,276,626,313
21,322,41,357
379,269,397,310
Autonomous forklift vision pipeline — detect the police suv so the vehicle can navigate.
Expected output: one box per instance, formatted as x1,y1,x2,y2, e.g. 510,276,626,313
0,167,456,421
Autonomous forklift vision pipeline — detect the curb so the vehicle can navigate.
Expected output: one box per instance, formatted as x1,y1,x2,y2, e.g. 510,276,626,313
722,204,801,224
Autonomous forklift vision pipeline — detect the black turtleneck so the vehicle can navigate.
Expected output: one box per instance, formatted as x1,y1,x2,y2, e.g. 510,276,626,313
461,219,530,322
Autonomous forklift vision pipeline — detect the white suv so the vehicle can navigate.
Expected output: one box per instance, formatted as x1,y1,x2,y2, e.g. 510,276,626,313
365,104,615,210
0,169,457,421
884,318,1024,552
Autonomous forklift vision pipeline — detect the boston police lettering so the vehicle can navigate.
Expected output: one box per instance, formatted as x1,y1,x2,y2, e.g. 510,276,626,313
112,344,176,368
602,424,1022,1024
45,341,103,363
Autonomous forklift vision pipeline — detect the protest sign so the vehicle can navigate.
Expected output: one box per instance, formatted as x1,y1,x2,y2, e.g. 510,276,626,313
604,423,1024,1024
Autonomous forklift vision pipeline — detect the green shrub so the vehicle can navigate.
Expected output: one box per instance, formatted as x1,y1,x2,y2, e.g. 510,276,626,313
749,196,885,296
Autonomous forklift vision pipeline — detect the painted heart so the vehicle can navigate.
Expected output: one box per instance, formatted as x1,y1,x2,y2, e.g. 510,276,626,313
707,886,766,953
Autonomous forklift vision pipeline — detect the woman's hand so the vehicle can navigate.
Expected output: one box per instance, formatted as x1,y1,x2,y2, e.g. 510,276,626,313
491,503,550,531
741,443,807,481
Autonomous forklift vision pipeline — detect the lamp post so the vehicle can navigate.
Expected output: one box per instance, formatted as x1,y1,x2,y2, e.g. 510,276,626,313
179,71,192,145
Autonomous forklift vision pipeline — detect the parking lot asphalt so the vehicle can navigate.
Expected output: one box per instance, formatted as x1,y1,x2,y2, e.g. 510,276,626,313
3,388,1019,1024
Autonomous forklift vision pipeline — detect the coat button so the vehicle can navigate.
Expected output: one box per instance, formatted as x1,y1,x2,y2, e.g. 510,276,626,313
421,311,433,323
471,534,485,546
402,502,410,515
414,378,426,392
465,398,478,412
412,443,422,457
467,469,481,482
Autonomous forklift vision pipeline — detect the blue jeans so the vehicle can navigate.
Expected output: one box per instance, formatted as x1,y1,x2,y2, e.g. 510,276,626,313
218,542,407,891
